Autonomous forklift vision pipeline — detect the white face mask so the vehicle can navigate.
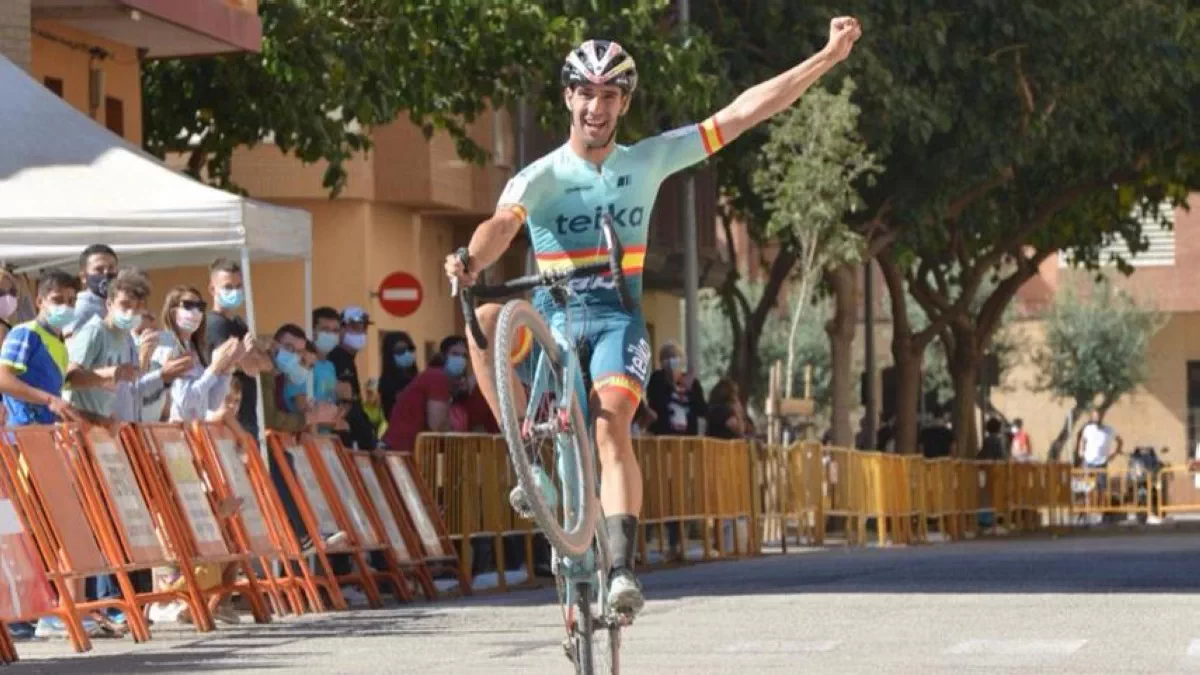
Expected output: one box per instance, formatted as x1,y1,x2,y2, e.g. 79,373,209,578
342,332,367,352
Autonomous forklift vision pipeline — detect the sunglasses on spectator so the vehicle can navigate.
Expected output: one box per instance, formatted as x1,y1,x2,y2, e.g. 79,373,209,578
180,300,207,311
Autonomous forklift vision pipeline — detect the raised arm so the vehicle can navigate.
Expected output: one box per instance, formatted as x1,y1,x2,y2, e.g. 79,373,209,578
712,17,861,145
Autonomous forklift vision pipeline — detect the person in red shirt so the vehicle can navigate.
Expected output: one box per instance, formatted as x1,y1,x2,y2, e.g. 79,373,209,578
383,336,468,452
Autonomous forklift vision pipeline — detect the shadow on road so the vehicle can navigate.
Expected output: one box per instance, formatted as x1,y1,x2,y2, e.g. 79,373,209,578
442,528,1200,610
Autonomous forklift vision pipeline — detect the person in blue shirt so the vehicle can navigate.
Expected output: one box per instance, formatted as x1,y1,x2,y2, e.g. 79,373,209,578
0,271,85,425
444,18,862,617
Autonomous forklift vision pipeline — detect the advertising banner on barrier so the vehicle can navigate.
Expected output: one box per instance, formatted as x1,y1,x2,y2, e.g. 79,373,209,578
0,498,55,621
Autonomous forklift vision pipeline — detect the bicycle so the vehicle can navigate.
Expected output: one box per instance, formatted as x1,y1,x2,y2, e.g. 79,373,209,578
453,217,633,674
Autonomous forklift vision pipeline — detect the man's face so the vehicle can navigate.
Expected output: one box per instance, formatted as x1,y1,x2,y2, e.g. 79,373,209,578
277,333,306,358
38,287,76,315
1090,410,1102,425
210,270,244,299
566,84,627,148
314,317,341,336
107,290,145,317
83,253,118,280
445,341,468,362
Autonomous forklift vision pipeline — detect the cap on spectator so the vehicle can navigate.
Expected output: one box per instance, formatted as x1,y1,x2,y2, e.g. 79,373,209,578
342,305,373,325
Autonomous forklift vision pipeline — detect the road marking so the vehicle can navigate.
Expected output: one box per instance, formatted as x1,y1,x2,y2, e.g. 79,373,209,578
945,639,1087,656
1186,639,1200,657
719,640,840,654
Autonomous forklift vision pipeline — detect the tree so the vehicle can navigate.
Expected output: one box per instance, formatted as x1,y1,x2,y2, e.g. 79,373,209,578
698,282,832,417
143,0,720,195
845,0,1200,455
1033,280,1163,460
751,81,879,413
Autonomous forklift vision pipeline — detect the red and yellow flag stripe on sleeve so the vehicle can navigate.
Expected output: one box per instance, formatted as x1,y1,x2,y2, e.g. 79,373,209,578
699,117,726,155
535,245,646,276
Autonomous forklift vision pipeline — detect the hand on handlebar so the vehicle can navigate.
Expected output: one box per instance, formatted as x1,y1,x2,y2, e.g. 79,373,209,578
444,251,477,296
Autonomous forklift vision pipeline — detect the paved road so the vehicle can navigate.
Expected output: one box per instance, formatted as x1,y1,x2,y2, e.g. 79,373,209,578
13,529,1200,674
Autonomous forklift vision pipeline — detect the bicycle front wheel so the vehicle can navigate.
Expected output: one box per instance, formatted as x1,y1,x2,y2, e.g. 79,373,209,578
493,299,598,558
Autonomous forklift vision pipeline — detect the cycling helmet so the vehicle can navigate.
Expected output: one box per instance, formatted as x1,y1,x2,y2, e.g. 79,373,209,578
561,39,638,94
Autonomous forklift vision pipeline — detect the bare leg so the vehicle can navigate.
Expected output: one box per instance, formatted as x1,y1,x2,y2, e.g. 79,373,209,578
467,303,527,421
593,389,642,517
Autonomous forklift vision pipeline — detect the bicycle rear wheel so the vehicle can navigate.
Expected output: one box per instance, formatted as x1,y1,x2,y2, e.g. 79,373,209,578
493,299,598,558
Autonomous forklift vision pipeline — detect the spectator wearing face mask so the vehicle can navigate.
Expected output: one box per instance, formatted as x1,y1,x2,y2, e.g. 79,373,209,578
310,306,342,406
383,335,468,453
63,244,119,338
153,286,242,423
65,269,191,424
645,341,707,436
379,331,418,419
0,268,20,345
205,258,270,438
325,306,376,449
0,269,21,426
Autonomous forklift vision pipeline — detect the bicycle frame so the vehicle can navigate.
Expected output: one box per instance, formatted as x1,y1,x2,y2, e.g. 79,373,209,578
525,305,610,591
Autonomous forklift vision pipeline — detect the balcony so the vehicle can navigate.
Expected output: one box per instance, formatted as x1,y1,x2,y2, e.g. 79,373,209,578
32,0,262,57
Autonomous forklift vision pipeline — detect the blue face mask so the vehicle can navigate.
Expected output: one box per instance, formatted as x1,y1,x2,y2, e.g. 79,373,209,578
216,288,244,310
314,331,339,354
44,303,75,331
274,349,309,385
111,309,142,333
444,354,467,377
394,351,416,369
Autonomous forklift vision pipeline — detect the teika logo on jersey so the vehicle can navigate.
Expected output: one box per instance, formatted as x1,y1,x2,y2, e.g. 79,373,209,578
555,203,645,235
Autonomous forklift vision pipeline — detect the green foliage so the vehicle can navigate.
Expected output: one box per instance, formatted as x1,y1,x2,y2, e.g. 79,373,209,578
751,80,877,263
1034,279,1163,413
143,0,720,195
698,282,831,412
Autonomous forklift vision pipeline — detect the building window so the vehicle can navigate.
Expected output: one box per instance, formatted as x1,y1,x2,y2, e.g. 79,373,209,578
104,97,125,137
1060,202,1176,268
43,77,63,98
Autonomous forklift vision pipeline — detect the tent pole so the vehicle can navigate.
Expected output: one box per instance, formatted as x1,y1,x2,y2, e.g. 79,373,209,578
304,255,314,398
240,247,268,460
303,256,313,335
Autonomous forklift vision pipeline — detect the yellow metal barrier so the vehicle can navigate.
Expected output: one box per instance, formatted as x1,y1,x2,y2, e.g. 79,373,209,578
412,432,1085,593
1070,466,1153,522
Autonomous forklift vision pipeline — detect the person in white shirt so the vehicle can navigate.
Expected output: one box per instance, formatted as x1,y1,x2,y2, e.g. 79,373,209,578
1075,409,1124,505
1076,409,1123,469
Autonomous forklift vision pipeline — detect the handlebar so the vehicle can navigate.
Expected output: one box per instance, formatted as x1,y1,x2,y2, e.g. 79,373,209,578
453,216,633,350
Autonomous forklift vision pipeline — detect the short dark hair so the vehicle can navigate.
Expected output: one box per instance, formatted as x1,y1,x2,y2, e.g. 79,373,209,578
209,258,241,275
109,268,150,302
37,270,80,298
312,306,340,327
79,244,117,271
985,417,1003,435
440,335,466,355
273,323,307,343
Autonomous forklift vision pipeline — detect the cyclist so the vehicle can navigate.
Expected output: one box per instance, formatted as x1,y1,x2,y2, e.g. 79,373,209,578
445,16,862,618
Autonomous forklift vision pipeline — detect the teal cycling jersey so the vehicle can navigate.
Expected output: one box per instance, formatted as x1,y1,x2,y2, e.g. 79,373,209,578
497,118,728,311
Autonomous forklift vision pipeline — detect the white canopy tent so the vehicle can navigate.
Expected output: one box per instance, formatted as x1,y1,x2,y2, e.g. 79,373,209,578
0,55,314,436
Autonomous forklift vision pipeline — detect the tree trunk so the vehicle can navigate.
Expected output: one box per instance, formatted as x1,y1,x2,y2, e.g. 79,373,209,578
891,337,923,454
784,271,813,399
825,263,858,446
948,326,981,458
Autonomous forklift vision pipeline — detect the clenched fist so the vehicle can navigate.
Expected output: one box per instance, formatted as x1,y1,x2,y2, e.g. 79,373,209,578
825,16,862,63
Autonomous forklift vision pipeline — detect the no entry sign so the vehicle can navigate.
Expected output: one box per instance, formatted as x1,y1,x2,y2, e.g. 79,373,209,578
378,272,423,318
